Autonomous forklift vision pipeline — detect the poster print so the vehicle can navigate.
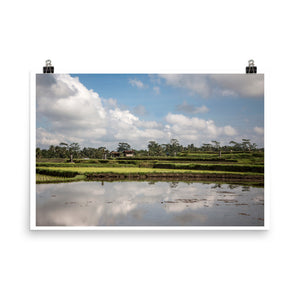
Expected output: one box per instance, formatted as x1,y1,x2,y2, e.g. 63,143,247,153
33,74,264,228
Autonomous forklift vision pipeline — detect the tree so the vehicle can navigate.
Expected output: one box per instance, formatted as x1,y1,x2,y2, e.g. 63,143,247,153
69,143,81,160
117,142,131,152
242,139,251,151
36,138,259,159
98,147,108,159
187,144,195,152
229,140,242,151
36,148,42,159
58,142,81,162
170,139,181,156
59,142,69,158
48,145,56,158
202,143,212,151
251,143,257,150
211,140,221,157
161,143,171,155
211,140,220,150
148,141,162,156
135,149,148,157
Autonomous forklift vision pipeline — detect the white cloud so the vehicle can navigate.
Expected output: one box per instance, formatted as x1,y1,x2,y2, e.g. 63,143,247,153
210,74,264,98
160,74,211,98
166,113,206,129
136,120,161,129
165,113,238,144
224,125,237,136
153,86,160,94
37,74,107,144
109,107,138,125
194,106,209,113
176,100,209,114
36,74,241,150
36,128,68,147
36,74,170,149
133,105,147,116
159,74,264,98
254,126,264,135
103,98,118,108
37,180,223,225
129,78,145,89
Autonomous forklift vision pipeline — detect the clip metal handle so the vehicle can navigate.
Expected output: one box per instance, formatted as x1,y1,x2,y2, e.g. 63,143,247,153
246,59,257,74
248,59,255,67
43,59,54,73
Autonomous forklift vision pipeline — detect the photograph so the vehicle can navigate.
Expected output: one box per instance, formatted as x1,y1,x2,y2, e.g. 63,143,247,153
35,73,264,227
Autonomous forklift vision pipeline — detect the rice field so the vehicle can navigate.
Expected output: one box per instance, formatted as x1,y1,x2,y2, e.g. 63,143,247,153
38,166,263,176
36,173,85,183
36,153,264,184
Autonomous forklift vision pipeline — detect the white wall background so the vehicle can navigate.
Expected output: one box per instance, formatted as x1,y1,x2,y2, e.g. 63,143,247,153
1,0,299,299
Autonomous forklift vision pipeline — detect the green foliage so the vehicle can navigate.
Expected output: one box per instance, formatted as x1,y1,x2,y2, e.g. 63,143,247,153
36,174,85,183
72,159,103,164
115,156,232,162
114,160,139,165
36,168,79,177
117,142,131,152
35,142,265,184
148,141,163,156
138,162,154,168
153,163,264,173
36,140,263,161
81,147,109,159
37,163,74,167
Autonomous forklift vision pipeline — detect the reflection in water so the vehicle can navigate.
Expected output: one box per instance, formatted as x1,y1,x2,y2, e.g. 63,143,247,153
242,186,251,192
211,183,222,189
228,184,239,190
36,181,264,226
169,182,179,188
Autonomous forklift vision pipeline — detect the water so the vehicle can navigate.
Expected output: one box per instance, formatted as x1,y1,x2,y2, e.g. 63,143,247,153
36,181,264,226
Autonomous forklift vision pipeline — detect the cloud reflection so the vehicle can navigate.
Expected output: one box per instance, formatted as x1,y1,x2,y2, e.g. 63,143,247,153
36,181,264,226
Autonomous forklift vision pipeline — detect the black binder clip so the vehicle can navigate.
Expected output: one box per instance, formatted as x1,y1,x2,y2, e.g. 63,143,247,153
43,59,54,73
246,59,257,74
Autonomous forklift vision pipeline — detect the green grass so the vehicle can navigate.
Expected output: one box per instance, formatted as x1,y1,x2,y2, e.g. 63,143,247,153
37,166,263,176
37,152,264,166
36,174,85,183
36,158,68,163
36,168,79,177
36,162,138,168
36,152,264,184
153,163,264,173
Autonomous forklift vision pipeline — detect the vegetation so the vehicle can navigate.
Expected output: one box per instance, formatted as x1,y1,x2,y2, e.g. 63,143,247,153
153,163,264,173
37,166,263,177
36,139,263,159
36,174,85,183
117,142,131,152
36,167,79,177
36,139,264,184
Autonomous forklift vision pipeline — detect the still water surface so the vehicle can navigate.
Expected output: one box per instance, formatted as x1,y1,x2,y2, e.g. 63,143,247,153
36,181,264,226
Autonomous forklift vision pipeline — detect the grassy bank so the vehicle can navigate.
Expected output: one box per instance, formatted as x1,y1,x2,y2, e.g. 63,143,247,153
153,163,264,173
37,166,263,176
36,174,85,183
36,166,264,185
37,152,264,165
36,152,264,184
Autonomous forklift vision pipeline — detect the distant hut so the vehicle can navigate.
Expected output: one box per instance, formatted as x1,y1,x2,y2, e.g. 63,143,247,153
110,151,121,158
123,150,134,157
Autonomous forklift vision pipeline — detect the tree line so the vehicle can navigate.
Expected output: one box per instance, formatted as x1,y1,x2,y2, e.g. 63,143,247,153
36,139,262,159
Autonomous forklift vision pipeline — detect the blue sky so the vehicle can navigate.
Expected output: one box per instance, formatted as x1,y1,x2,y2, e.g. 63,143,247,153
72,74,263,127
36,73,264,150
